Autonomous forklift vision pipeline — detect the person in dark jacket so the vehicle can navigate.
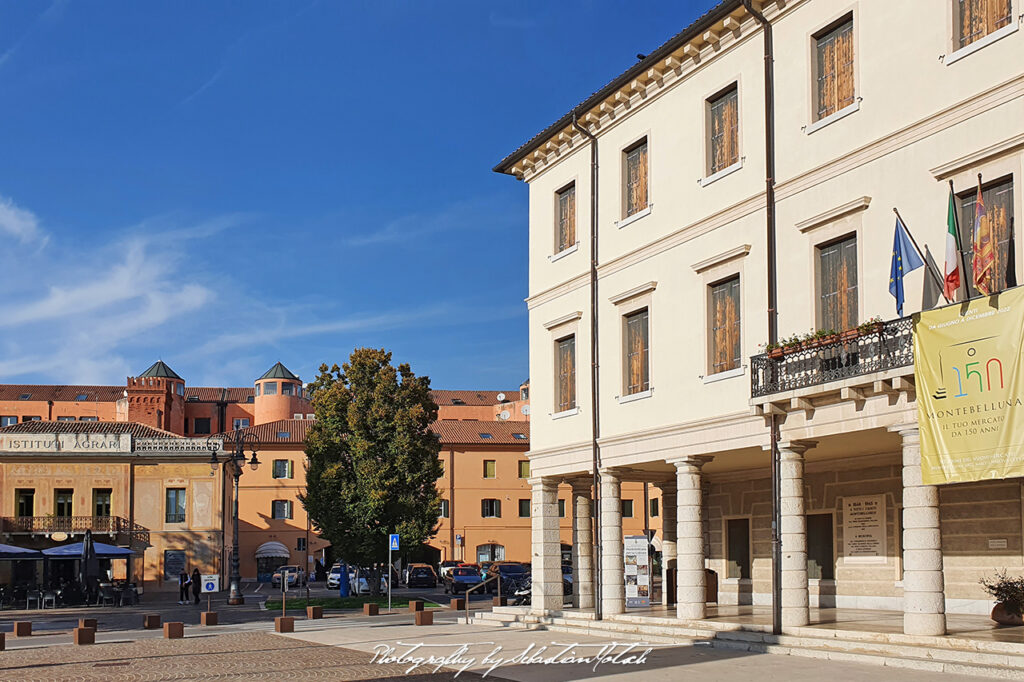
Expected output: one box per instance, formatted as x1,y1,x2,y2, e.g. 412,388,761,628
191,568,201,604
178,570,189,604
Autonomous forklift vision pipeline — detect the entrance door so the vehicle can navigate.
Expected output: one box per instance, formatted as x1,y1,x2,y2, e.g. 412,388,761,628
15,489,34,517
726,518,751,579
807,513,835,580
54,489,73,517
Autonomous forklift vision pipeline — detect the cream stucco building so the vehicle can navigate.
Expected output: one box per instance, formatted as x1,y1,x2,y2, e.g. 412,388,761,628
495,0,1023,636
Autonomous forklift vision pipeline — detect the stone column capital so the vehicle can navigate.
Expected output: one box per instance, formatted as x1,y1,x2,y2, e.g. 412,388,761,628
667,455,713,472
527,476,559,491
568,477,594,494
598,467,622,482
888,423,920,442
765,439,817,456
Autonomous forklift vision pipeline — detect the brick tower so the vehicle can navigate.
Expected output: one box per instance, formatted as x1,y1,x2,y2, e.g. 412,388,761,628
126,361,186,434
254,362,306,425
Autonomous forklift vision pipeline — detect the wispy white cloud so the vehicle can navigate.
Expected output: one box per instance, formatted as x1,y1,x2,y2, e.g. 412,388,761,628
0,195,46,245
0,0,68,72
345,196,520,247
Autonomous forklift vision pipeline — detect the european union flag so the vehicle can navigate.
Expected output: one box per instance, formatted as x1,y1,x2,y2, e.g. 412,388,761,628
889,217,925,316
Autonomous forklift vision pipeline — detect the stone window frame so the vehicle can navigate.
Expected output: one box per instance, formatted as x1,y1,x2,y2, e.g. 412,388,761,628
945,0,1018,65
551,178,580,260
701,78,744,184
803,5,862,135
799,204,865,332
544,310,583,418
617,130,654,228
609,282,656,403
693,245,750,383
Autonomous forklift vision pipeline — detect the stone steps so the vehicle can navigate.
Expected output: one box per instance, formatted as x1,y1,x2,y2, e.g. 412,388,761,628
473,609,1024,678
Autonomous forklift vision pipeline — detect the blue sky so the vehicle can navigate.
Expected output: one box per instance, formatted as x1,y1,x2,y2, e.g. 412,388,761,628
0,0,710,390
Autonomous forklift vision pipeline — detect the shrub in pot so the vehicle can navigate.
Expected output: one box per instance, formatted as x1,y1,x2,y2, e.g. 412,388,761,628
980,571,1024,626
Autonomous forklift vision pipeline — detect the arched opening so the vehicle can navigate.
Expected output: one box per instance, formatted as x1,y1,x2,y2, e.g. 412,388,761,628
475,543,505,563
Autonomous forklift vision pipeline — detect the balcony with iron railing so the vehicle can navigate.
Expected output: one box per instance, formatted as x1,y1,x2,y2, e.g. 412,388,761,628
750,316,914,401
0,516,150,548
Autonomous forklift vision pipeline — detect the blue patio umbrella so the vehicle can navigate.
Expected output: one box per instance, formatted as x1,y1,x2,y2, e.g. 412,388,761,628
0,544,42,560
43,542,133,560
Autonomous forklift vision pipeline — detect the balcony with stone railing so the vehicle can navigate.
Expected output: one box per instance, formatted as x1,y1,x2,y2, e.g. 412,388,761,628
0,516,150,549
750,316,915,406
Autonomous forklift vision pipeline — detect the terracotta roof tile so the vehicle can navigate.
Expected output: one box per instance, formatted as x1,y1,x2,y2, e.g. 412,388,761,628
0,385,125,402
430,420,529,446
430,390,520,407
184,387,256,403
0,420,182,438
219,419,313,445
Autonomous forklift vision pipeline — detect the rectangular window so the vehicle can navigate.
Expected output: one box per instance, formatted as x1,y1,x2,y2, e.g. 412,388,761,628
726,518,752,579
79,416,98,422
807,513,835,580
439,499,449,518
0,416,16,427
255,384,261,397
57,416,76,422
272,500,293,519
296,537,306,551
233,418,250,430
624,139,649,217
165,488,186,524
624,308,650,395
957,0,1013,49
518,499,531,518
557,183,576,252
22,416,40,422
815,17,854,121
621,499,634,518
708,86,739,174
54,489,73,517
264,382,277,395
282,382,294,396
710,276,741,374
482,460,496,479
558,499,566,518
518,460,530,479
649,498,659,518
959,177,1015,296
184,418,190,434
481,499,501,518
193,417,211,435
818,235,858,331
93,488,112,517
15,489,33,517
556,335,576,412
273,459,294,479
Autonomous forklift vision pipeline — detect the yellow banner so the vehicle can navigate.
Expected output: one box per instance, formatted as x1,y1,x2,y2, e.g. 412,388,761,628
915,286,1024,484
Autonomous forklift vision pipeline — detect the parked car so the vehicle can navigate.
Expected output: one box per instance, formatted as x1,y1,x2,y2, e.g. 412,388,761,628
271,565,306,588
326,564,343,589
438,560,462,580
444,566,483,594
479,561,495,579
484,562,529,595
348,568,388,594
406,564,438,589
562,564,573,595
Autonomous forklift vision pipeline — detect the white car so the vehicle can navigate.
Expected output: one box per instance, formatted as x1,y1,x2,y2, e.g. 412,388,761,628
348,570,388,594
326,565,343,589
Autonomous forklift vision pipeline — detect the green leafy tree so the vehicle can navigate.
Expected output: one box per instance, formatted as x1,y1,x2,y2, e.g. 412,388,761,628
302,348,441,596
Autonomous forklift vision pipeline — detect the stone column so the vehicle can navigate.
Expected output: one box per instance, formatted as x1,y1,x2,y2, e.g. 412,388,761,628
656,481,677,607
530,476,563,614
894,425,946,636
599,468,624,616
571,480,595,609
779,440,815,628
671,456,712,620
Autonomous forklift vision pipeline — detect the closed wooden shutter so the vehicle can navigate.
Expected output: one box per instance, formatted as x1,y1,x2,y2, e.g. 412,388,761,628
958,0,1012,49
625,309,650,395
959,177,1015,295
557,336,576,412
819,236,858,331
710,277,741,374
625,141,649,216
816,19,854,121
558,185,576,252
709,87,739,174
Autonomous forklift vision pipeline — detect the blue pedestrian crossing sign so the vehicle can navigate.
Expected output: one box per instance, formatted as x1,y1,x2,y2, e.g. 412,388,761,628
201,575,219,593
389,534,400,551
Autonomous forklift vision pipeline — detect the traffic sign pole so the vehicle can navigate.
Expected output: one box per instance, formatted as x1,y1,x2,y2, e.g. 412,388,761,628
387,533,399,614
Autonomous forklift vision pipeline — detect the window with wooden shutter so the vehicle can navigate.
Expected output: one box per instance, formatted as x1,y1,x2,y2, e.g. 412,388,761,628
708,86,739,175
625,140,649,217
557,184,576,252
958,177,1015,295
815,17,854,121
624,308,650,395
556,335,576,412
483,460,496,479
518,460,530,478
818,235,858,331
957,0,1012,49
710,276,741,374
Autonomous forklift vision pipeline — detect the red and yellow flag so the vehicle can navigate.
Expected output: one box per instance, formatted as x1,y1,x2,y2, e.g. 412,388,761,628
972,177,993,295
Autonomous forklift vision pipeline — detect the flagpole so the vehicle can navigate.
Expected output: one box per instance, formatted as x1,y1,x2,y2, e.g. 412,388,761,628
892,207,951,304
949,179,969,300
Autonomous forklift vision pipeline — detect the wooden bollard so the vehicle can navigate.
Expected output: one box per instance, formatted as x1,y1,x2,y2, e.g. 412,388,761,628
363,603,379,616
13,622,31,637
450,598,466,610
0,632,5,650
79,618,98,631
201,611,218,626
163,622,184,639
143,614,161,629
409,600,424,612
275,616,294,633
414,610,433,626
306,605,323,619
74,627,95,645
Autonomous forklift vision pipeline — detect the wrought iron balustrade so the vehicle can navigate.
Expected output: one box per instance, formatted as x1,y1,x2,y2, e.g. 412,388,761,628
0,515,149,546
750,316,914,398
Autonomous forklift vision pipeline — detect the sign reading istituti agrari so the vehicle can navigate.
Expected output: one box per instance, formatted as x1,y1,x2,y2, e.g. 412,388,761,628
914,285,1024,484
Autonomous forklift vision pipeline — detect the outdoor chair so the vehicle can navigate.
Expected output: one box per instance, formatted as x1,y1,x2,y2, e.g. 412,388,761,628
98,586,116,607
41,591,56,609
25,590,40,609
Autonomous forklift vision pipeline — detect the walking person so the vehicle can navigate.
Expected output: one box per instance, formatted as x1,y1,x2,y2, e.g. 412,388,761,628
191,568,201,605
178,569,190,604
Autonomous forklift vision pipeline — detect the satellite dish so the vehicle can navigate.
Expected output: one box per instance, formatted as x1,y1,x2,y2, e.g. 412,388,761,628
496,393,506,402
521,405,530,415
498,411,510,420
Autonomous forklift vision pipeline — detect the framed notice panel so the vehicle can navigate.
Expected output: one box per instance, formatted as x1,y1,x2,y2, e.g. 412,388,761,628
623,535,650,607
842,495,886,564
164,549,186,581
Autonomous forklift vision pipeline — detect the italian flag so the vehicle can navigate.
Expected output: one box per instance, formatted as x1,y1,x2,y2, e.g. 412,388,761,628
942,187,961,301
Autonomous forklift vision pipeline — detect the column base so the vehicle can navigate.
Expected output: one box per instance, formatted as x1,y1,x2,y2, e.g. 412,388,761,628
227,597,245,605
904,612,946,636
676,602,705,620
781,608,809,627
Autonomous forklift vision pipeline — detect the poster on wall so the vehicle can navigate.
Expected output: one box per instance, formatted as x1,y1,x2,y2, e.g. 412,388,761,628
623,535,650,608
915,286,1024,484
164,549,186,581
842,495,886,564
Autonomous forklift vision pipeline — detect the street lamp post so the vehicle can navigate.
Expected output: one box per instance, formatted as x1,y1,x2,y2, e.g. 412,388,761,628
208,430,260,605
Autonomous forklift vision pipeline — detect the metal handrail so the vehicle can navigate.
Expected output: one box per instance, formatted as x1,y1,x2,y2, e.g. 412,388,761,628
464,575,500,625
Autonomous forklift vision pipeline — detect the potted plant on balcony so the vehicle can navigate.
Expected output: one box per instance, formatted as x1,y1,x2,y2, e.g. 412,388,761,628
857,315,884,336
765,342,783,359
981,571,1024,626
781,333,803,356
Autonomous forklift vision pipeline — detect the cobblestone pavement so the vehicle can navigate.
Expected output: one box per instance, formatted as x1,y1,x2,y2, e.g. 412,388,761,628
0,631,494,681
